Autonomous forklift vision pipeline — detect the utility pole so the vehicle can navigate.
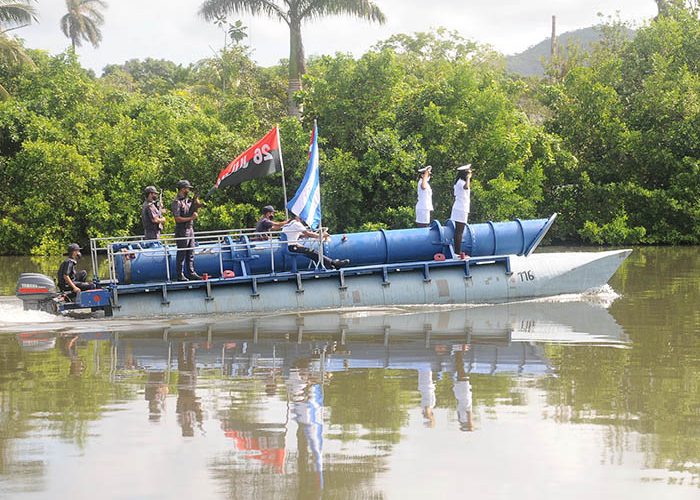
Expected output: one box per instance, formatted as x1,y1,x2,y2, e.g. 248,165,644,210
550,15,557,57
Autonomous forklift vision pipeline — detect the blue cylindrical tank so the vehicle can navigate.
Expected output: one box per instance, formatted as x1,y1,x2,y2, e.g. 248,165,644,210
113,216,555,284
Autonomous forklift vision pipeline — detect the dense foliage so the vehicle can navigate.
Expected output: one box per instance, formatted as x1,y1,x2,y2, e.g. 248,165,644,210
1,14,700,254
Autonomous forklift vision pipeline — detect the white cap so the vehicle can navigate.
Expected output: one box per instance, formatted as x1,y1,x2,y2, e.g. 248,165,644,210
457,164,472,171
418,165,432,173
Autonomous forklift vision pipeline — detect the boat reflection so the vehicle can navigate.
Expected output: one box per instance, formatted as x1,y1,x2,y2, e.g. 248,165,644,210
12,300,626,489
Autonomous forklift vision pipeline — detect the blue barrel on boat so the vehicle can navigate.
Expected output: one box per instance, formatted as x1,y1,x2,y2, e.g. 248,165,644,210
113,215,556,284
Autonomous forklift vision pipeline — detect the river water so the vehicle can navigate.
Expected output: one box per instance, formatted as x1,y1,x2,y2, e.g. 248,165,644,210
0,247,698,499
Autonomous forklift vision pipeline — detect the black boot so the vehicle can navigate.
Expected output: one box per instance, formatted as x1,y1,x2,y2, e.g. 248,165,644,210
332,259,350,269
178,274,189,281
187,272,202,280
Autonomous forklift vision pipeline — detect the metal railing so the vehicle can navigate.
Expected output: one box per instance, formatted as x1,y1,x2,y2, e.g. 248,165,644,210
89,225,329,285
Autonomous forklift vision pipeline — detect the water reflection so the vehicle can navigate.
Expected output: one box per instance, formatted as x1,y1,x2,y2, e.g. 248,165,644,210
2,247,699,498
0,301,635,498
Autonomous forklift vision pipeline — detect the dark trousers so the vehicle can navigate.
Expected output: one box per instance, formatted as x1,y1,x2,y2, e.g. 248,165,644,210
289,244,333,268
454,222,466,256
176,234,196,276
59,270,95,293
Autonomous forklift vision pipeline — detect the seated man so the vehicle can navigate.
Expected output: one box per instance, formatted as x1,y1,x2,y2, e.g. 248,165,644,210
254,205,288,240
57,243,96,294
282,214,349,270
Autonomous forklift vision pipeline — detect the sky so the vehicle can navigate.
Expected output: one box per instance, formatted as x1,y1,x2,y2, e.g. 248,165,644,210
16,1,659,74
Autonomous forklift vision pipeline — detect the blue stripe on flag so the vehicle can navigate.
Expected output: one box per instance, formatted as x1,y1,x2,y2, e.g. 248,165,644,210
287,123,322,229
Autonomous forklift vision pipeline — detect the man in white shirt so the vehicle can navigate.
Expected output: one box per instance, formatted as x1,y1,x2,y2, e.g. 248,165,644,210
282,214,350,270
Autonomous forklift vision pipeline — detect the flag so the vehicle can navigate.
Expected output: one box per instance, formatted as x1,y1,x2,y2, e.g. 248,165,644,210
209,127,283,194
287,122,322,229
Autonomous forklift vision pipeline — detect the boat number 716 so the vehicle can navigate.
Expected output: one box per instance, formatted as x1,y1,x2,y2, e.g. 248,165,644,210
518,270,535,282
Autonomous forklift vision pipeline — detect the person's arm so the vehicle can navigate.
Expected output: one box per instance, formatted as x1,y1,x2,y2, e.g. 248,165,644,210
270,220,289,230
174,213,197,223
149,205,166,224
421,171,429,190
63,274,80,293
464,173,472,190
172,199,197,223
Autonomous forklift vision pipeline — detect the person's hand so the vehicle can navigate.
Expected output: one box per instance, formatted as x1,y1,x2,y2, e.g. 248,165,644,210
192,212,198,220
72,286,80,293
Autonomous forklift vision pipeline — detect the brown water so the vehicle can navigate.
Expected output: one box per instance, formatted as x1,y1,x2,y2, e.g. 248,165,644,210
0,247,698,499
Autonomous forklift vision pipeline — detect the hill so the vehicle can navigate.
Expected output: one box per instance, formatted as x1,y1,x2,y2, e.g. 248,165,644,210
506,26,633,77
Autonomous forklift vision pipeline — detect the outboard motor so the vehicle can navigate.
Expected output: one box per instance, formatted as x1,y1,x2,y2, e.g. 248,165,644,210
15,273,60,313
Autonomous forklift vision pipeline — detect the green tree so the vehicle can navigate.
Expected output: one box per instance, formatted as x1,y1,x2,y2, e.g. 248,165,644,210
60,0,107,50
198,0,386,117
542,12,700,243
0,0,38,98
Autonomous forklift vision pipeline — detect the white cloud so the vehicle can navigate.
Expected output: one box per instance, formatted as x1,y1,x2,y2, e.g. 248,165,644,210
17,0,658,73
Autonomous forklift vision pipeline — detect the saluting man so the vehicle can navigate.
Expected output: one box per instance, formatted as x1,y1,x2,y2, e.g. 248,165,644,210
171,180,202,281
142,186,166,240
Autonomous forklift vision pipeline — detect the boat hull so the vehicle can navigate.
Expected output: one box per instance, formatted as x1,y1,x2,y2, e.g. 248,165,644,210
110,250,631,318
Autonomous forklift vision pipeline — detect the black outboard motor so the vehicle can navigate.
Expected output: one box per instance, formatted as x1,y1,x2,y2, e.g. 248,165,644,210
15,273,61,313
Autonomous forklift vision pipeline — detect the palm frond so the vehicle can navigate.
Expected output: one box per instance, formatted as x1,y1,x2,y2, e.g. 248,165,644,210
61,0,107,48
0,32,34,66
301,0,386,23
199,0,289,25
0,1,39,29
0,82,10,100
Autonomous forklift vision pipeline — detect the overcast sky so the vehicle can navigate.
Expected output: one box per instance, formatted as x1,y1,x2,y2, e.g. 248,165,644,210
17,1,659,74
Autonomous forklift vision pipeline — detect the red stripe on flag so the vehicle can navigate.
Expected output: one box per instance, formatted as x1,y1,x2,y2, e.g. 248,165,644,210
216,127,280,187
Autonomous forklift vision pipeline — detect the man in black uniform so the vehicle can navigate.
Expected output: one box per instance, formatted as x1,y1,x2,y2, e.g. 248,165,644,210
142,185,166,240
57,243,95,294
171,180,202,281
254,205,288,240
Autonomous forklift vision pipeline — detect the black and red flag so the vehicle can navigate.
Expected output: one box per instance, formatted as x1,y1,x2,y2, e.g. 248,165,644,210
208,127,284,196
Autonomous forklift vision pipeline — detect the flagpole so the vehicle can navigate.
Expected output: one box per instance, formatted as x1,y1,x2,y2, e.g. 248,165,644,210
314,120,326,269
277,125,290,219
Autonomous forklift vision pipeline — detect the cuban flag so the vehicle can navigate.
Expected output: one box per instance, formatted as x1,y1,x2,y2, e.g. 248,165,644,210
287,122,322,229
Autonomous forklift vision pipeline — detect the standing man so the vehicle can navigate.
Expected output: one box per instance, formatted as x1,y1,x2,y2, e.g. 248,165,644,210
415,166,433,228
142,186,166,240
171,180,202,281
255,205,288,240
450,164,473,259
57,243,95,294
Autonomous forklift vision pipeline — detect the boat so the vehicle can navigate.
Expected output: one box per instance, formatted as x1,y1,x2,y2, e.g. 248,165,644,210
13,214,631,318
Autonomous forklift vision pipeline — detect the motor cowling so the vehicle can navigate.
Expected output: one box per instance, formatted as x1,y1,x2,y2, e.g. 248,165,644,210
15,273,60,311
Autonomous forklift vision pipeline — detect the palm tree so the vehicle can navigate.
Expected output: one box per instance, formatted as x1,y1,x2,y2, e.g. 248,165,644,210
199,0,386,117
60,0,108,50
0,0,38,99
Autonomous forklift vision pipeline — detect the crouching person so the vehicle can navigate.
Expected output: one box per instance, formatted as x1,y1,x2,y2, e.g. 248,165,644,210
282,214,349,270
58,243,95,294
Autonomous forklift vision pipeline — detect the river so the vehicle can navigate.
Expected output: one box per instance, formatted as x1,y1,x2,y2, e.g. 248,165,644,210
0,247,698,499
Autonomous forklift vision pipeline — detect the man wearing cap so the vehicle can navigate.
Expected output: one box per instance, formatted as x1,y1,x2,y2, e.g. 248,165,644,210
282,214,350,270
171,180,202,281
142,186,166,240
415,166,433,228
255,205,288,240
451,164,473,259
57,243,95,294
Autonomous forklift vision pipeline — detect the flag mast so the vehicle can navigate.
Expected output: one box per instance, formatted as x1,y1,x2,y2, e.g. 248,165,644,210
276,125,290,219
314,120,326,267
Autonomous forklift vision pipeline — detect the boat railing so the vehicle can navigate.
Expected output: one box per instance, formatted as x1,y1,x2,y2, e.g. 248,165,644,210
89,226,329,284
